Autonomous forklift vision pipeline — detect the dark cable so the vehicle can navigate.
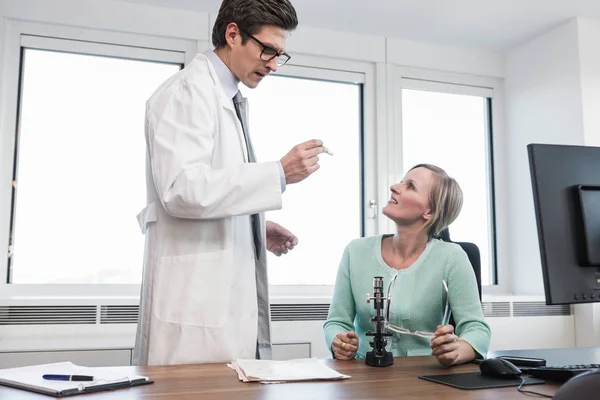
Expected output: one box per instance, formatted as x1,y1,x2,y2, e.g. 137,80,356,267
516,377,553,398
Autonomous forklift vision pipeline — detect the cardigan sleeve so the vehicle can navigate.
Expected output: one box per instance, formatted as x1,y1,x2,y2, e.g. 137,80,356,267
323,244,357,355
446,247,492,359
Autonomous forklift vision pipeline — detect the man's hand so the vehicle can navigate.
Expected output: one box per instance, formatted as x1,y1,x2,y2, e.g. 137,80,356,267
280,139,324,185
332,331,359,361
266,221,298,256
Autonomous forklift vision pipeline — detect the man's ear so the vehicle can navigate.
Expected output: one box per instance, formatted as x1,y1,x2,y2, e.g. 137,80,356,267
224,22,241,47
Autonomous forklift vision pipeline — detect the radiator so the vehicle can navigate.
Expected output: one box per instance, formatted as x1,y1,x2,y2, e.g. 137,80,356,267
0,298,576,366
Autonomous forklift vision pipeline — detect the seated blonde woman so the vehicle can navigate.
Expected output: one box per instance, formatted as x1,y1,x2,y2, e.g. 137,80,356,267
323,164,491,366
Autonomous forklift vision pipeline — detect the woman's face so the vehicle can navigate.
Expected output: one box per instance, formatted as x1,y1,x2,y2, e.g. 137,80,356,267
382,167,435,227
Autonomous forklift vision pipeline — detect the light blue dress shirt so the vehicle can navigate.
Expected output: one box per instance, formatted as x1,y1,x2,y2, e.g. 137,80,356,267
204,50,286,193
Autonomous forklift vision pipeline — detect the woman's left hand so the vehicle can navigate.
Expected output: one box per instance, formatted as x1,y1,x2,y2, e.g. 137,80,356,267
430,324,460,366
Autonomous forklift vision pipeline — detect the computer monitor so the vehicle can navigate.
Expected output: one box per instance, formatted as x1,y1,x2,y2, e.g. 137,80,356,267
528,143,600,305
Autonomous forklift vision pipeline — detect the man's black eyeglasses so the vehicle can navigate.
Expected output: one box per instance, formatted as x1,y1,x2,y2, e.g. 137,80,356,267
240,29,291,67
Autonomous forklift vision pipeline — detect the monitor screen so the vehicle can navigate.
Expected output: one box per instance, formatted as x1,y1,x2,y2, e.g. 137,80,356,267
528,143,600,305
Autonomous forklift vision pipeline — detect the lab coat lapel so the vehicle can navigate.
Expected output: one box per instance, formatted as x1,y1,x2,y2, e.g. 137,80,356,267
205,61,249,163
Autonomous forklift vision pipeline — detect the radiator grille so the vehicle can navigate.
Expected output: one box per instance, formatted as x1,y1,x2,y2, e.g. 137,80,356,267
270,304,330,321
100,305,139,324
0,300,572,325
0,306,96,325
512,302,571,317
482,301,510,318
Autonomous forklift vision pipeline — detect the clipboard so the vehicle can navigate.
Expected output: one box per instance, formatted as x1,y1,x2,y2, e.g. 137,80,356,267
0,362,153,397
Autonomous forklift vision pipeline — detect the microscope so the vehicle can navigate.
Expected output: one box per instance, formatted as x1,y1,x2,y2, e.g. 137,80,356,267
365,276,394,367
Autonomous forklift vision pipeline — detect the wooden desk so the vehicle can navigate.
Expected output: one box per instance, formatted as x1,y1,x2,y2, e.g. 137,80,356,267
0,356,559,399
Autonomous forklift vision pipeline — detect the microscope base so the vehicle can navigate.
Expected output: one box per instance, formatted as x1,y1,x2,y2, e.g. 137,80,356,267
365,350,394,367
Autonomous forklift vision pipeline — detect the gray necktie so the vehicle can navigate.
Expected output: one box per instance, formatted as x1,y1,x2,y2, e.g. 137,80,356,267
233,91,262,259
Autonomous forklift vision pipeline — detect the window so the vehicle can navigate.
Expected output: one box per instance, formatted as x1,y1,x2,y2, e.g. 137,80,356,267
398,78,496,285
7,38,182,284
240,69,366,286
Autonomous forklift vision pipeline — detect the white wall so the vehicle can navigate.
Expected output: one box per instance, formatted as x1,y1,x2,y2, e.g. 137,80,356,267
573,17,600,348
504,17,600,347
0,0,5,130
0,0,8,269
286,26,385,63
504,19,585,295
578,18,600,148
387,37,504,78
2,0,209,40
208,14,506,77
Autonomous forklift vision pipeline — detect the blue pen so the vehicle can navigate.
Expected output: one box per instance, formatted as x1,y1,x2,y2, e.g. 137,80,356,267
43,374,95,381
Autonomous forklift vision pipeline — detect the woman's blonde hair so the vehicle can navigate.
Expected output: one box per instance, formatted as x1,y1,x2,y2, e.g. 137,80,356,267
408,164,463,238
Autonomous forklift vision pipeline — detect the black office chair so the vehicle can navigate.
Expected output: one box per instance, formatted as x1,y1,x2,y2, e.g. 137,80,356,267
436,227,482,328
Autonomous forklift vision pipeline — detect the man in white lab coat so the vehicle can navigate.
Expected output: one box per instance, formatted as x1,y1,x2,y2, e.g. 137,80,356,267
134,0,323,365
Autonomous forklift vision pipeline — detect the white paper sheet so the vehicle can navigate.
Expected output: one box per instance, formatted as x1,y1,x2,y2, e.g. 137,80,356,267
228,358,350,383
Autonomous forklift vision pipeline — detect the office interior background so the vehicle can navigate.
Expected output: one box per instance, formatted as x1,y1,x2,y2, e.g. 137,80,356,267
0,0,599,367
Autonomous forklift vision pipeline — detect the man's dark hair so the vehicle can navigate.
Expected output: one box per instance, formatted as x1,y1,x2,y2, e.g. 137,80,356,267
212,0,298,48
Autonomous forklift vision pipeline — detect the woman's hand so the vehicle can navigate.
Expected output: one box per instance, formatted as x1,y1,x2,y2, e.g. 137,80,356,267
332,331,359,360
430,324,476,366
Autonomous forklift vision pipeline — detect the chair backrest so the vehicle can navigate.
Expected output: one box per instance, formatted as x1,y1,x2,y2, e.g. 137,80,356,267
437,228,482,329
453,241,482,301
437,227,482,300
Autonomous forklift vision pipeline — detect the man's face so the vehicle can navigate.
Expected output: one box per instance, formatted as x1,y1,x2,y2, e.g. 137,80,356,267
229,25,287,88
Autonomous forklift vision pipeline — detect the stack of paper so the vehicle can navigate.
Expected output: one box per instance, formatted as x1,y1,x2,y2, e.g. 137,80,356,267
227,358,351,384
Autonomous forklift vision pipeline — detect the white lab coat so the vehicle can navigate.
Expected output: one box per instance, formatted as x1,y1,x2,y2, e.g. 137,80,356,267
133,54,283,365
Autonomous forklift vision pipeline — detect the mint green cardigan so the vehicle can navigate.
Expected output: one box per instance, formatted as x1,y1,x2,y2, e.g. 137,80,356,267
323,235,491,359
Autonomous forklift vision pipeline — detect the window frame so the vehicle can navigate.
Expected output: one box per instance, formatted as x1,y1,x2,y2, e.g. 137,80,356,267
0,21,199,298
0,22,380,300
263,54,379,298
391,66,507,294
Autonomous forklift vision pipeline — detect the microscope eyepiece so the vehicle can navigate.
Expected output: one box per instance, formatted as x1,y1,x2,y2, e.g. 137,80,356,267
373,276,384,295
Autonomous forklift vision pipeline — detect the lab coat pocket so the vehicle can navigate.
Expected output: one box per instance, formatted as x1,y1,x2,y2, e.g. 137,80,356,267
153,251,233,328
